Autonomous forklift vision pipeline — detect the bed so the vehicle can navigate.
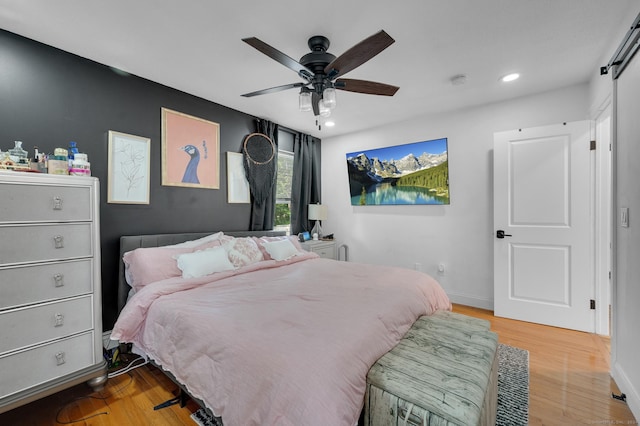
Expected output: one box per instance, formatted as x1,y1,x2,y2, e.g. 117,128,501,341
111,230,451,426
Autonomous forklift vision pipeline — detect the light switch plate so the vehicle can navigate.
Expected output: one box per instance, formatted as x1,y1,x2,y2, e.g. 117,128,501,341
621,207,629,228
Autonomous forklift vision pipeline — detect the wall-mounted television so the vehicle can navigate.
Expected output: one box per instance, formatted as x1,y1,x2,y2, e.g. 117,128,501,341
346,137,449,205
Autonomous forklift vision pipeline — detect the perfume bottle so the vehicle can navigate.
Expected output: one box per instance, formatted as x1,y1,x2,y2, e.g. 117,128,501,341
9,141,28,164
68,141,79,168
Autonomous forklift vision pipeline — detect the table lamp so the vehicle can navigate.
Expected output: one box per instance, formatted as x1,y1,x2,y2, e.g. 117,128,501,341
308,203,328,239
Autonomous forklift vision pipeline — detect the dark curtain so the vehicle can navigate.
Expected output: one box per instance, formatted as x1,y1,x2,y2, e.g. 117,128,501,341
290,132,321,235
248,119,279,230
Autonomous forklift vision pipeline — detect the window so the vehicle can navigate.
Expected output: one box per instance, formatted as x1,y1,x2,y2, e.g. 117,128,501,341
274,149,293,234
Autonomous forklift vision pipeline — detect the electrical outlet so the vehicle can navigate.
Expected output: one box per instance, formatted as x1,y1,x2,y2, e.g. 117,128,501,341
437,263,446,275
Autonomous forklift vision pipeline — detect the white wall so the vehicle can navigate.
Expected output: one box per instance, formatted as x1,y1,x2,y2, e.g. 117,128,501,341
321,84,588,309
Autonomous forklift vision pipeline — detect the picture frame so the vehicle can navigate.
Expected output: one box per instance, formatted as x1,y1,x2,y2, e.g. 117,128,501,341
161,107,220,189
345,137,449,206
107,130,151,204
226,152,250,203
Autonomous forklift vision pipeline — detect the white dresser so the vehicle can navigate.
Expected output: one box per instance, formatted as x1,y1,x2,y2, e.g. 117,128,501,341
0,171,107,414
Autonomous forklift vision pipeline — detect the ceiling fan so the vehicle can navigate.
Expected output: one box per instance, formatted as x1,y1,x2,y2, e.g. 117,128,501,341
241,30,399,118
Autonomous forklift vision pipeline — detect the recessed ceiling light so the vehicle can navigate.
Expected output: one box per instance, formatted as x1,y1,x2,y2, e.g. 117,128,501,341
501,73,520,82
324,121,335,127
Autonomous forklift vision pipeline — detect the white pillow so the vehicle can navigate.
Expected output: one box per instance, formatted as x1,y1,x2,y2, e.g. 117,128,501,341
261,238,299,261
165,232,224,248
175,246,235,278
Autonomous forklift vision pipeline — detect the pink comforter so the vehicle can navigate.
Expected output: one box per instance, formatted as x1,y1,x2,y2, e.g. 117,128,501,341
112,254,451,426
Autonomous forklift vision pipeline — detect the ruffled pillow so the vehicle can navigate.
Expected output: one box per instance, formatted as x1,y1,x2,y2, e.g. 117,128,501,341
222,237,264,268
252,236,302,260
123,240,222,291
164,231,225,248
261,238,300,261
175,246,235,278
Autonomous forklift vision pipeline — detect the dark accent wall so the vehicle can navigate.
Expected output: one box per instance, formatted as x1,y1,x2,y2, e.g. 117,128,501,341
0,30,267,329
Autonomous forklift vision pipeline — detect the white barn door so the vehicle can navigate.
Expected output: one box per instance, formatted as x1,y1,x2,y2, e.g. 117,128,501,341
493,121,594,332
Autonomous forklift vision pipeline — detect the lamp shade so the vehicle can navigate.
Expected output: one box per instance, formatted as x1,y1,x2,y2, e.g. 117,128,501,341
299,90,312,112
308,203,328,221
318,99,331,118
323,87,337,109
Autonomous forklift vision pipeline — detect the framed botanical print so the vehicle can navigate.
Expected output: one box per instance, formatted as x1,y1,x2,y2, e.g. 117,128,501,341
107,130,151,204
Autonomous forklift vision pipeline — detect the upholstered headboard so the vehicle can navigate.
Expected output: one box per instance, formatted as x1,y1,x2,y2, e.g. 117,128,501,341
117,230,286,314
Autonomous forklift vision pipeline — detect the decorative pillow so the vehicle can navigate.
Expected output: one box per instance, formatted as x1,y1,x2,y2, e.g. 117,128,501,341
175,247,235,278
261,238,300,261
164,231,225,248
253,236,302,260
123,240,222,291
223,237,264,268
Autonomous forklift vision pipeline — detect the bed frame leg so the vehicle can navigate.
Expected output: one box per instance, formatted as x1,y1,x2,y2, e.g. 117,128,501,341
153,389,189,410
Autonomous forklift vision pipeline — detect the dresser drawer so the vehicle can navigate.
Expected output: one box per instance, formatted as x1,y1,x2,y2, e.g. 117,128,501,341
0,182,92,224
300,241,337,259
0,332,94,398
0,223,93,266
312,245,336,259
0,296,93,354
0,260,93,310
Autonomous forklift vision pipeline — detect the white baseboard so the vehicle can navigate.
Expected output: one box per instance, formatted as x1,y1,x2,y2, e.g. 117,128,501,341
612,361,640,421
447,292,494,311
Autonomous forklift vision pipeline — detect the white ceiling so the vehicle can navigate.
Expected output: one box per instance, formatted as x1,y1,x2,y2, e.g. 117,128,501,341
0,0,635,138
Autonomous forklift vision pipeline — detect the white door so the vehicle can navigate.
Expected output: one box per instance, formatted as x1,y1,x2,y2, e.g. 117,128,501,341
493,121,594,332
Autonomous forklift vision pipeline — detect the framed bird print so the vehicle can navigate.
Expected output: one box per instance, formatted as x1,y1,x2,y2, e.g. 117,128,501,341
161,107,220,189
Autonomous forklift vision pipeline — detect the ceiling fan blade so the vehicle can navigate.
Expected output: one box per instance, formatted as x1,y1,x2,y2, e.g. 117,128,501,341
242,82,305,97
335,78,399,96
312,92,321,116
324,30,395,78
243,37,313,76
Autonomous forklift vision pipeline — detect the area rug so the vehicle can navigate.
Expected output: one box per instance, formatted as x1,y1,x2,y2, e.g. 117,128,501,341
191,343,530,425
496,343,530,426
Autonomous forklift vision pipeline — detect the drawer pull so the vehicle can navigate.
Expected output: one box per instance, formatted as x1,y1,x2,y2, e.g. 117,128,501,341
54,313,65,327
53,235,64,249
53,273,65,287
55,351,66,365
53,196,63,210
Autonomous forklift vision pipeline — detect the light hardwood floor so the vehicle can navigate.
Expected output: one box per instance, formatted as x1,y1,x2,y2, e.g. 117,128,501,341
0,304,636,425
454,304,636,425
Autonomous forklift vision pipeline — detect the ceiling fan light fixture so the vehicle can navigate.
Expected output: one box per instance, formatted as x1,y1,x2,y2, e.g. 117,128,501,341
319,99,332,117
322,86,337,109
299,89,312,112
242,30,399,127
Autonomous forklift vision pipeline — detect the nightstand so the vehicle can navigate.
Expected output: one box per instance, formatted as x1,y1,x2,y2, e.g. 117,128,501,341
300,240,337,260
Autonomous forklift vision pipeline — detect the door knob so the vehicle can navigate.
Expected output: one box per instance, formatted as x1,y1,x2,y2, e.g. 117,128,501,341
496,230,512,239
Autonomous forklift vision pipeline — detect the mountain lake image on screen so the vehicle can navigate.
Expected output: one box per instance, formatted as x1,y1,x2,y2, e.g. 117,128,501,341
345,138,449,206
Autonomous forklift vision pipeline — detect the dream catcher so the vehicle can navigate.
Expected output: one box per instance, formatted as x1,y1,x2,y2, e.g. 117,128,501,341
243,132,276,204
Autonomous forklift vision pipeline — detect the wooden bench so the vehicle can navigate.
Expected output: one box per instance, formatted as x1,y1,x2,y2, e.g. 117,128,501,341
364,311,498,425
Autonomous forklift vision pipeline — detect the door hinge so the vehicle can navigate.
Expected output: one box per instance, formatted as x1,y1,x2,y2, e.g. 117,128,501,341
590,140,596,151
590,299,596,310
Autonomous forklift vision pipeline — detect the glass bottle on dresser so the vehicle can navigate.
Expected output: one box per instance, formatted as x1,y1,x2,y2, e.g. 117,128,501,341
8,141,28,164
